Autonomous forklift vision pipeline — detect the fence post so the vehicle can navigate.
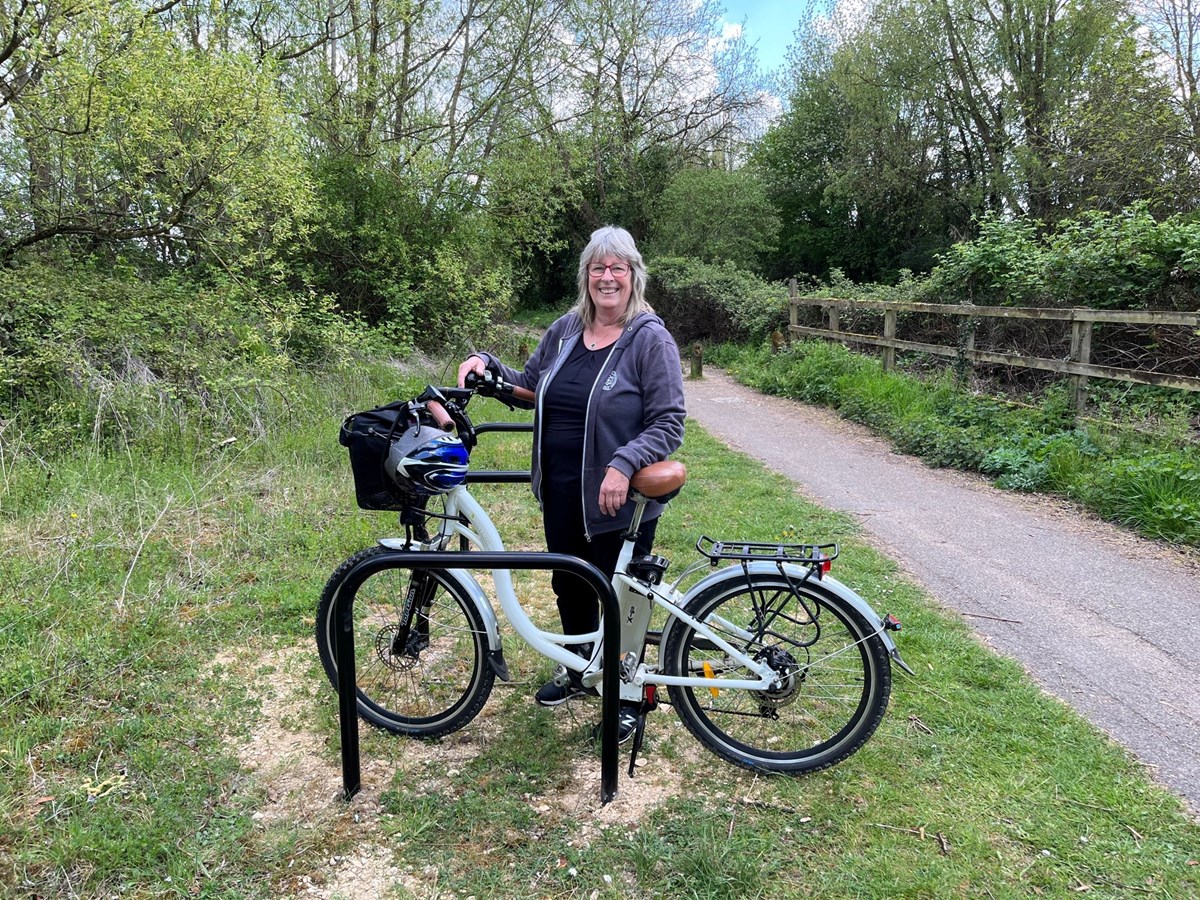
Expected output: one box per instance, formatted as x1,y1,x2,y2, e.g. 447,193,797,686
827,302,839,336
788,277,798,340
882,308,896,372
690,343,704,379
1069,319,1093,416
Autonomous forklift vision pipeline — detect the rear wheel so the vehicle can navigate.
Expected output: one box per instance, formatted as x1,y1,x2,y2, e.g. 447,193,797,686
316,546,494,736
663,575,890,773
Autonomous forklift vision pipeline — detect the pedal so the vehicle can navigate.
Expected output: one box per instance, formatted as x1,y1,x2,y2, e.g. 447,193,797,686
628,554,669,585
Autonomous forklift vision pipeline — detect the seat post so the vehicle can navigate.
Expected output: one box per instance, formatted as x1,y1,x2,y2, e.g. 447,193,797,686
625,493,649,538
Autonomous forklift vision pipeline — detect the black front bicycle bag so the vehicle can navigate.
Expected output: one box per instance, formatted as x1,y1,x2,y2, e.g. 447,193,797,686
339,400,413,511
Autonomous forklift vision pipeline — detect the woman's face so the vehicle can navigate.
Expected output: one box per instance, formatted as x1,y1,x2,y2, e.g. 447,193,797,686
587,255,632,321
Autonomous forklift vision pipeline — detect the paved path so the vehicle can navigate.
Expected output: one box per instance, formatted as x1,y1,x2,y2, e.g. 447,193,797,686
685,369,1200,815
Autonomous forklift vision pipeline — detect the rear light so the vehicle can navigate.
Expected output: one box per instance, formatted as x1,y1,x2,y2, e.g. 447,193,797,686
818,554,832,576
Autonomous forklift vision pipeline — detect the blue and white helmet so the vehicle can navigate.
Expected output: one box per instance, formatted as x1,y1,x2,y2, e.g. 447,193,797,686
385,425,469,495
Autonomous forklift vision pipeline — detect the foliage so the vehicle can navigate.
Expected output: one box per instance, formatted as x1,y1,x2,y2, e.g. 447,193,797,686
647,168,780,271
755,0,1196,282
649,257,790,344
293,156,521,351
797,205,1200,314
931,205,1200,310
0,260,366,457
1086,453,1200,543
0,2,310,268
710,339,1200,547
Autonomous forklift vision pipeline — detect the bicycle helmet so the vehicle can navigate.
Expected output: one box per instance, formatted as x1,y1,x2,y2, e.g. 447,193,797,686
384,425,470,495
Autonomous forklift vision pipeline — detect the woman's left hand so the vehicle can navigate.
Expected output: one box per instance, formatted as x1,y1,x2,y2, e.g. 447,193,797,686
599,467,631,516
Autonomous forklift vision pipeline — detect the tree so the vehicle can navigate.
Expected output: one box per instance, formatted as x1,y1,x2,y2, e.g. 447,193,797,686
755,0,1191,281
0,2,309,267
1136,0,1200,187
522,0,765,240
648,167,779,270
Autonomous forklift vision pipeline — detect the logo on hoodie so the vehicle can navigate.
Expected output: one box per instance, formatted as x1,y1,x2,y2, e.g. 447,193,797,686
603,371,618,391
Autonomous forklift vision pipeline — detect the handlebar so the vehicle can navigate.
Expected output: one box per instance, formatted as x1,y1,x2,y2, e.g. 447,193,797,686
464,370,535,406
411,372,533,452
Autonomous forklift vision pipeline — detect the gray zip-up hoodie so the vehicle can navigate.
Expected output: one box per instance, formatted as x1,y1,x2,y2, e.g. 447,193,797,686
475,311,685,538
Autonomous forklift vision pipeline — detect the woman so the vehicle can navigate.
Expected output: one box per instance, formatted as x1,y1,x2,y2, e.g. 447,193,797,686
457,226,686,741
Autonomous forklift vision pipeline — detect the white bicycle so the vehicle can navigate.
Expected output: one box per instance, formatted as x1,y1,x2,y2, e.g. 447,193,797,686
317,378,910,774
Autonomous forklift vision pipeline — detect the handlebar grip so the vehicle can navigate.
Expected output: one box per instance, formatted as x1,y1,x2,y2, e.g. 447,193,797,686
465,370,535,405
426,400,455,432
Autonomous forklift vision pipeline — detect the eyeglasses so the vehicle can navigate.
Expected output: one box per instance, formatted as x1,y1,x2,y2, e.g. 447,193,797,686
587,262,630,278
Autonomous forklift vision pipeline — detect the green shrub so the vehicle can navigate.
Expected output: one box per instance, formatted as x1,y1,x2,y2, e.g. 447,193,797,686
981,446,1050,492
650,256,789,344
0,261,369,457
930,204,1200,311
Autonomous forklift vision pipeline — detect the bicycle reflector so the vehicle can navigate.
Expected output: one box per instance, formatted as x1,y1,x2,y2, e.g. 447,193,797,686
818,552,832,576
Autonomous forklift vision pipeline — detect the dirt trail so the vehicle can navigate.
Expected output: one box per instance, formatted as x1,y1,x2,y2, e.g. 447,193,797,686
684,368,1200,815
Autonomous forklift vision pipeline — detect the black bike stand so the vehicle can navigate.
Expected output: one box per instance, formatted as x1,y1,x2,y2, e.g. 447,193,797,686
332,550,623,804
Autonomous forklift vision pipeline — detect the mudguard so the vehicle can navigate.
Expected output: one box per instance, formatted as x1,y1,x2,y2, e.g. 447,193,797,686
661,561,911,674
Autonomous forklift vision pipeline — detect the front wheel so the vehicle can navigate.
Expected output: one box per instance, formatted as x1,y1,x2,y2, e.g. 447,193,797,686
316,546,494,737
663,574,891,773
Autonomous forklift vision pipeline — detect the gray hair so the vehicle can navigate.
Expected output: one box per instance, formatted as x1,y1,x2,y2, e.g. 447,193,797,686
572,225,654,328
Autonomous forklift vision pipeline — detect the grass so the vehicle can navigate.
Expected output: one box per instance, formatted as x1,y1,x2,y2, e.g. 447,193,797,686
2,353,1199,897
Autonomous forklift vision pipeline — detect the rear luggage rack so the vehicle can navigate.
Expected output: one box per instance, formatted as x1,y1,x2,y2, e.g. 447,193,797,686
696,535,839,566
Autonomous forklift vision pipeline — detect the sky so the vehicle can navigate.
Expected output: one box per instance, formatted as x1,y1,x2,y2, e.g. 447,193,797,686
720,0,810,75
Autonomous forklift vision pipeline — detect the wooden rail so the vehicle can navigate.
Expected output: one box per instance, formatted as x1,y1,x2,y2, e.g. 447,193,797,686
787,281,1200,413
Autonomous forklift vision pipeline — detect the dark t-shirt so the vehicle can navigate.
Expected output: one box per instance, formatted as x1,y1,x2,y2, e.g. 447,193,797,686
542,340,608,489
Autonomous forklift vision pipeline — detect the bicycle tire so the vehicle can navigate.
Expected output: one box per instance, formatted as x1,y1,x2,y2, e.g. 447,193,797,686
663,573,890,773
316,545,494,737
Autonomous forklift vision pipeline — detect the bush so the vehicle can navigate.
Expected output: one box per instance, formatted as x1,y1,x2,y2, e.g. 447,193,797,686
650,257,789,344
931,204,1200,311
0,261,366,457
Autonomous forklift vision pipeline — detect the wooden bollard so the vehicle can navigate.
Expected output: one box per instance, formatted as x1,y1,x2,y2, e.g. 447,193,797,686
690,343,703,379
770,330,784,354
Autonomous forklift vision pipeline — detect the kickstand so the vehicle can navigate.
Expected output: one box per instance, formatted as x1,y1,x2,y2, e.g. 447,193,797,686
627,686,659,777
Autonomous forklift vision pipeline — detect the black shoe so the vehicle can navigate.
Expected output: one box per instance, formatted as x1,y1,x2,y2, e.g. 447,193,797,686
617,704,640,745
535,666,595,706
589,704,642,745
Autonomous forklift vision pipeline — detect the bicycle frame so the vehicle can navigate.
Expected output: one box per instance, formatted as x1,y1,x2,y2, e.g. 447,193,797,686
381,483,806,704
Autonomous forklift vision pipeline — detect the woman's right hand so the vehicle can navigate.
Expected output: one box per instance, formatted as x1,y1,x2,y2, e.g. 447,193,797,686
457,354,487,387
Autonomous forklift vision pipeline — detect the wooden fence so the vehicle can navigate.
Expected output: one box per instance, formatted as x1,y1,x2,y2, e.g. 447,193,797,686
787,280,1200,412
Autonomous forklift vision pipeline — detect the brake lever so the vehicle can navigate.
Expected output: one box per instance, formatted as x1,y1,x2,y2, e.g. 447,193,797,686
467,370,521,410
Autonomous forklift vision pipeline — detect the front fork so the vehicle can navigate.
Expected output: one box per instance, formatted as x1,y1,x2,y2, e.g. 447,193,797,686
392,571,436,657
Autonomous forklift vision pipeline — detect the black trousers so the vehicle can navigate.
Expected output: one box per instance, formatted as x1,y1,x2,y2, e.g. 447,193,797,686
542,490,657,644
